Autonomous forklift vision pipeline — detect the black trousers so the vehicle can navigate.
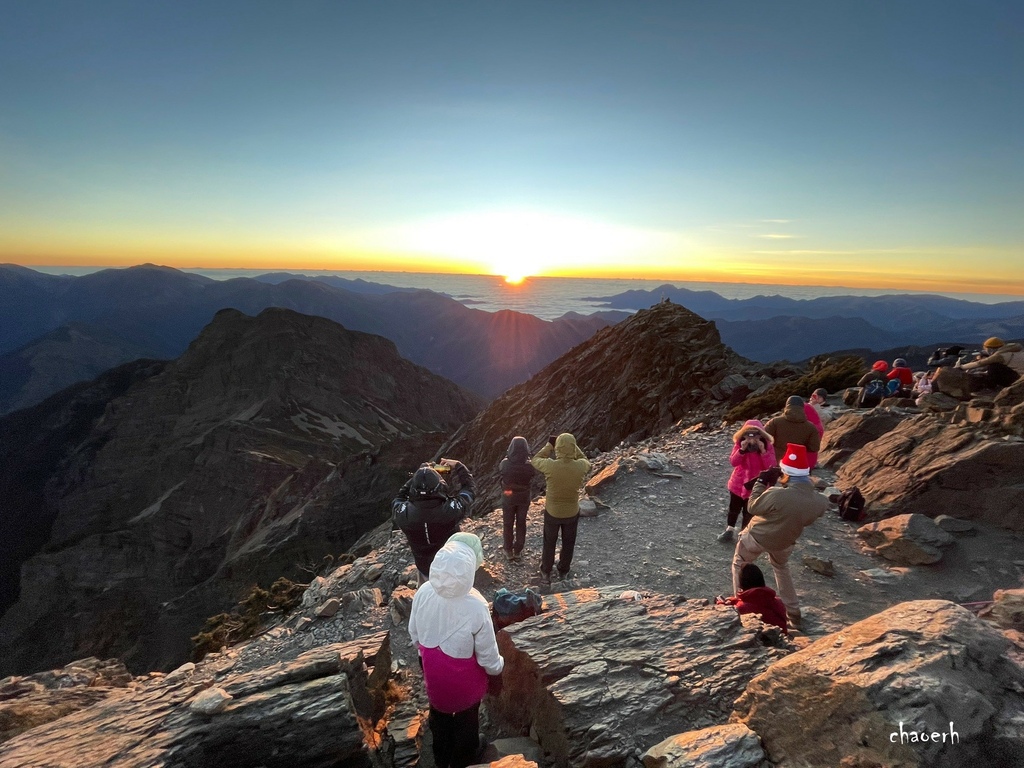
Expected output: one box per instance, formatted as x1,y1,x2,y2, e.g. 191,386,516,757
428,703,480,768
502,501,529,553
726,492,752,529
541,511,579,576
968,363,1020,392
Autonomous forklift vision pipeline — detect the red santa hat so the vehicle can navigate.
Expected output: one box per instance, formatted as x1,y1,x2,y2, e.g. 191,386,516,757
779,443,810,476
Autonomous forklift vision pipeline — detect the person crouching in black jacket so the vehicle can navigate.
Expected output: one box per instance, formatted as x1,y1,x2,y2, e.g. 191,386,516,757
393,459,476,582
498,436,537,562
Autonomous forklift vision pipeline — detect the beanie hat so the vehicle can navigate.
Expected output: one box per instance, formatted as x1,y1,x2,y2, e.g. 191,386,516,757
779,443,810,476
984,337,1005,350
894,358,908,368
871,360,888,372
411,467,447,498
447,532,484,568
786,395,804,408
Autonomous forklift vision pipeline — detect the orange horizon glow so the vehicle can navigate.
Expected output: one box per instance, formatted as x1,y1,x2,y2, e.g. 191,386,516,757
5,251,1024,298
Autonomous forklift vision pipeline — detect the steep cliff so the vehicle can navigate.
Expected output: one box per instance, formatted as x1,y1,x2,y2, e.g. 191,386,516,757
0,308,481,675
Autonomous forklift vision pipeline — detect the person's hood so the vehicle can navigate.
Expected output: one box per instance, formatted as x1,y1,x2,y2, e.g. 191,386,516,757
506,436,530,464
446,532,483,568
554,433,580,459
428,540,477,599
783,402,808,422
732,419,773,445
738,586,778,602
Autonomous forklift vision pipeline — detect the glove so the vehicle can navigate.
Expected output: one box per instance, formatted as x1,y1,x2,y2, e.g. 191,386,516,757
487,673,504,697
756,467,783,487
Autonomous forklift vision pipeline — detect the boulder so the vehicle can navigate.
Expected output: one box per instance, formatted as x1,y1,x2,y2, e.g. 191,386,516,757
585,459,627,495
488,590,789,768
933,366,973,400
933,515,977,535
642,724,765,768
0,633,393,768
816,410,905,467
732,600,1024,767
857,514,955,565
801,556,834,577
834,415,1024,530
981,588,1024,632
915,392,961,412
636,452,670,472
315,598,341,618
708,374,752,404
577,499,600,518
994,378,1024,408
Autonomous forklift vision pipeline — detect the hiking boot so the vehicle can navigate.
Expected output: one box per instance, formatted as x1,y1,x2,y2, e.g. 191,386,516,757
539,571,551,586
717,527,735,543
513,548,523,562
504,548,514,562
787,610,803,631
557,568,570,580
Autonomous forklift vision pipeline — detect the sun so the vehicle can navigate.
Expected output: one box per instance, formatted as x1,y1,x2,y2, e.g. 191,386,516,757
504,273,526,285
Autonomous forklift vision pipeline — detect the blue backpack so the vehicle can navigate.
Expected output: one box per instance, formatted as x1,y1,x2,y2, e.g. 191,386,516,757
860,379,887,407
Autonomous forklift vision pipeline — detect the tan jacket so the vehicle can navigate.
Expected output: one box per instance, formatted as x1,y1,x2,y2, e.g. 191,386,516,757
962,342,1024,376
746,478,828,551
531,433,591,518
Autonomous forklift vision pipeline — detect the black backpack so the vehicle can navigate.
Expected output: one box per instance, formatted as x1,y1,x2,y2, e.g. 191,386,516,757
491,588,543,629
832,487,866,522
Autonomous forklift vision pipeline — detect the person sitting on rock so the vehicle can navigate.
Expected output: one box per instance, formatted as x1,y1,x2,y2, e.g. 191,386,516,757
717,563,788,633
718,420,775,543
959,337,1024,392
926,346,963,369
392,458,476,581
531,432,591,586
887,358,914,396
731,443,828,630
409,533,504,768
911,370,933,398
856,361,889,407
498,436,537,562
808,388,834,426
764,396,821,469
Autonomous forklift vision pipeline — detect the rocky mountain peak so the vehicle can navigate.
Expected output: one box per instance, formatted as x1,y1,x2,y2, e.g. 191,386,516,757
0,308,482,676
439,300,749,503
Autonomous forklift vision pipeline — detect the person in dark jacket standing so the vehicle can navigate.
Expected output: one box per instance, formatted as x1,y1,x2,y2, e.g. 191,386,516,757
393,458,476,581
498,436,536,562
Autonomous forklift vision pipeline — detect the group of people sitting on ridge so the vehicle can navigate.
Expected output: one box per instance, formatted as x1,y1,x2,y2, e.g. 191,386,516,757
855,337,1023,408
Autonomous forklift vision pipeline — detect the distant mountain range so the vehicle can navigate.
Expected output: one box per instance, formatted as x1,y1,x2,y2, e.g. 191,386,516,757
590,285,1024,362
0,264,621,413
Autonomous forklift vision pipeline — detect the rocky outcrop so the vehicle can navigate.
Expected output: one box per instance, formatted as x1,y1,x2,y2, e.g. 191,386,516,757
0,633,393,768
856,513,955,565
0,308,481,676
732,600,1024,767
641,724,766,768
826,413,1024,530
439,302,754,508
487,590,790,768
0,658,133,743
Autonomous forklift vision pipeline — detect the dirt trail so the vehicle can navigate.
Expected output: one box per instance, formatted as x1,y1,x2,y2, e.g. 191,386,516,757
464,425,1024,638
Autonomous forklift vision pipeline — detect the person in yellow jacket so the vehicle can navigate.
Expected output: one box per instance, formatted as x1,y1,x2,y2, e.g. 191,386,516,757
531,433,591,586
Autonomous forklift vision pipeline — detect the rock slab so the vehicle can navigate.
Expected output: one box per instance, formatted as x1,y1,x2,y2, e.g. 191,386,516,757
733,600,1024,767
642,724,765,768
489,590,788,768
857,513,954,565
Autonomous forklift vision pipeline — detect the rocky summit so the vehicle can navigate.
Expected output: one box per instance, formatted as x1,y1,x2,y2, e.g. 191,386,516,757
0,308,481,676
439,301,770,506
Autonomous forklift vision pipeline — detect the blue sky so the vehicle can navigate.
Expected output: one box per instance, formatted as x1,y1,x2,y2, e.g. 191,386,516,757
1,1,1021,292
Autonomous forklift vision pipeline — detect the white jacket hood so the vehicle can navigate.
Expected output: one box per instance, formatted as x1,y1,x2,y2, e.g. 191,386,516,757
429,540,476,599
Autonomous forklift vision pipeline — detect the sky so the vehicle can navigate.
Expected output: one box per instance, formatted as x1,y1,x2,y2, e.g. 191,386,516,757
1,1,1022,294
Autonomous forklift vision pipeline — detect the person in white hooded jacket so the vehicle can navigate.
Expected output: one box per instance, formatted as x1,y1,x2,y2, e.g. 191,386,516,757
408,533,504,768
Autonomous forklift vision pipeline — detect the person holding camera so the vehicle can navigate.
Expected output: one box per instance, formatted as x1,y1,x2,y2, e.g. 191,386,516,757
392,458,476,582
717,419,775,543
730,443,828,630
531,432,591,586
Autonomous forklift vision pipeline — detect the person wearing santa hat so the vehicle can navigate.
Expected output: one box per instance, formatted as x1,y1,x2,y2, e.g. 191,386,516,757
730,442,828,630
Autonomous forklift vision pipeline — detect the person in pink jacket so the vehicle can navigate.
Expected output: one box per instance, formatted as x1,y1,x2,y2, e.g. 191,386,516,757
408,533,504,768
717,420,775,543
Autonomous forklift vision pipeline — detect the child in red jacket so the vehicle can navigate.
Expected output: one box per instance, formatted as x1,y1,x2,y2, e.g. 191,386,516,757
718,419,775,543
718,563,789,633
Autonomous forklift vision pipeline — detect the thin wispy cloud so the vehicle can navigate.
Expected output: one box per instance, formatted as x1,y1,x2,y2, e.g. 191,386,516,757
756,233,798,239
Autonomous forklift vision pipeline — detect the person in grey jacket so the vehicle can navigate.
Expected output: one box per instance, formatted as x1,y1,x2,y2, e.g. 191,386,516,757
731,442,827,629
